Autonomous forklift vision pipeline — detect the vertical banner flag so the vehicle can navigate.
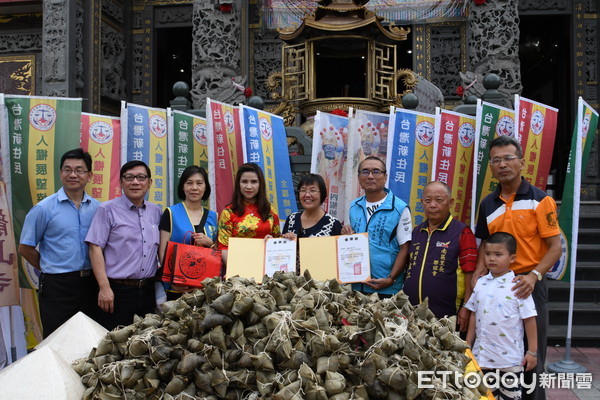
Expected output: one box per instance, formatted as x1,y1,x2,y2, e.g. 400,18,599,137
547,98,598,281
80,113,121,202
311,111,350,222
515,95,558,190
471,100,515,226
121,102,168,209
1,94,82,289
240,105,297,221
345,110,390,216
386,108,436,226
206,99,244,212
20,288,43,348
432,109,476,225
1,94,80,348
0,182,20,307
171,110,209,204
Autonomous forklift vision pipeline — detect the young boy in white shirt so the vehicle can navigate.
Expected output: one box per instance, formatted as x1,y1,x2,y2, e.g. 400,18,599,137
465,232,538,400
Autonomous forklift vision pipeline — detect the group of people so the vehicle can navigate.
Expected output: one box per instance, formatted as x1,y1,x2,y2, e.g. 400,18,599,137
17,156,340,334
19,135,559,400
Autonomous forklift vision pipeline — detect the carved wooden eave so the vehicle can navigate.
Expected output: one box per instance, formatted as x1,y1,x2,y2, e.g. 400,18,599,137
278,1,409,43
270,0,416,122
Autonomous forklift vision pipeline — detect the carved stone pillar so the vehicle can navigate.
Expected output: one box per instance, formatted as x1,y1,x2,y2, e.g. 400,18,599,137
191,0,245,109
82,0,101,112
252,30,282,106
578,0,599,198
75,2,85,99
42,0,78,97
466,0,522,101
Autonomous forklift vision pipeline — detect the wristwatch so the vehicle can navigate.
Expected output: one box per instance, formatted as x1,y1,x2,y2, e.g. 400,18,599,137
387,274,396,282
531,270,542,281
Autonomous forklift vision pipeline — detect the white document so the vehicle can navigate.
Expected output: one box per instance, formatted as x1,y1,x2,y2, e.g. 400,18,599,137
264,238,297,276
336,234,370,283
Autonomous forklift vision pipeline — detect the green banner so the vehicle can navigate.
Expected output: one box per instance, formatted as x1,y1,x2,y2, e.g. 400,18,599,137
172,110,209,204
2,95,82,288
472,100,515,226
548,98,598,281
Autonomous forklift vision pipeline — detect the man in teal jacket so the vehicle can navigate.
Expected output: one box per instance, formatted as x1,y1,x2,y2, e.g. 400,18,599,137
342,156,412,297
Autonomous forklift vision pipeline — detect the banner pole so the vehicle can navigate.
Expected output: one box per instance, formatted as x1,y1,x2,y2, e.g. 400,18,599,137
548,97,587,374
9,305,16,364
547,245,586,373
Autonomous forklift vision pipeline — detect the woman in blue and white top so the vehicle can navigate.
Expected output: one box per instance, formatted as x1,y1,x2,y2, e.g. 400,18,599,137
158,165,218,299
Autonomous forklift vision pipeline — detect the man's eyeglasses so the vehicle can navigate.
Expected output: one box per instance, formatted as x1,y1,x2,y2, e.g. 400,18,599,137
489,155,520,165
122,174,149,182
61,168,89,176
359,169,386,177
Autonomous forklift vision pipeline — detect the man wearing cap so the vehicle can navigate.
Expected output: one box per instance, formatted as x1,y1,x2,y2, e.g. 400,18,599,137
341,156,412,297
403,181,477,332
474,136,561,400
19,148,100,337
86,160,161,330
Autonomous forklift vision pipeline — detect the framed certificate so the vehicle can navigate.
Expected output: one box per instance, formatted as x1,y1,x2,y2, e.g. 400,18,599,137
336,234,370,283
299,233,370,283
227,237,296,280
264,238,296,276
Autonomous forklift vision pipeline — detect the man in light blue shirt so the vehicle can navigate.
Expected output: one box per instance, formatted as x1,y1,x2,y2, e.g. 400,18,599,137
342,156,412,297
19,148,100,337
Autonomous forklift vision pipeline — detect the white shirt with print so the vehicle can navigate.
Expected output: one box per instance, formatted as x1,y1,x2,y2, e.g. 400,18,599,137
464,271,537,369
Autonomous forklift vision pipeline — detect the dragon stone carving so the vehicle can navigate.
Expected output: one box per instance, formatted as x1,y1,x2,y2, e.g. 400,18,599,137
101,24,126,100
191,0,246,108
466,0,522,97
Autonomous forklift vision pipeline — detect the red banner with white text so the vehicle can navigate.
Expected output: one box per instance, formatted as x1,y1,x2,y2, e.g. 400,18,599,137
515,96,558,190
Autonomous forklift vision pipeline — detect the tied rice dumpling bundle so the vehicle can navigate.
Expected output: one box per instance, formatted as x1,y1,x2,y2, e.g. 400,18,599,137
75,272,485,399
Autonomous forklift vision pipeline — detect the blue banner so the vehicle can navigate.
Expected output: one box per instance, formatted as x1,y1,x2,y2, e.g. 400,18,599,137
386,108,436,226
120,102,169,208
240,106,297,221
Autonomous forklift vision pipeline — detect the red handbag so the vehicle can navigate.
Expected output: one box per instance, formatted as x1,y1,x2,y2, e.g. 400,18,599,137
162,232,222,288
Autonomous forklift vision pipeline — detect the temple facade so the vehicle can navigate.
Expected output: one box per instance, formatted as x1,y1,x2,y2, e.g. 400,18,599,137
0,0,598,198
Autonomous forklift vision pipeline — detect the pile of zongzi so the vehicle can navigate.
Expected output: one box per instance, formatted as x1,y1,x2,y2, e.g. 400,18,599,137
74,271,486,399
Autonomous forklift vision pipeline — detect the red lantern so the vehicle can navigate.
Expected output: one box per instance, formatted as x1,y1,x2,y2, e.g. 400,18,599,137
330,108,348,117
219,0,233,12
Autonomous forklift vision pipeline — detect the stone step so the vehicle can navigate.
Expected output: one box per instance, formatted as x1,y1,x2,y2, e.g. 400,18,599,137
576,228,600,245
547,325,600,347
577,214,600,229
548,211,600,347
547,280,600,303
550,262,600,281
574,244,600,262
572,262,600,281
548,301,600,325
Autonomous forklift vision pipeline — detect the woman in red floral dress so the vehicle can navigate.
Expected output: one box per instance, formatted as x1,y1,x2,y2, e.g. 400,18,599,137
217,163,280,265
